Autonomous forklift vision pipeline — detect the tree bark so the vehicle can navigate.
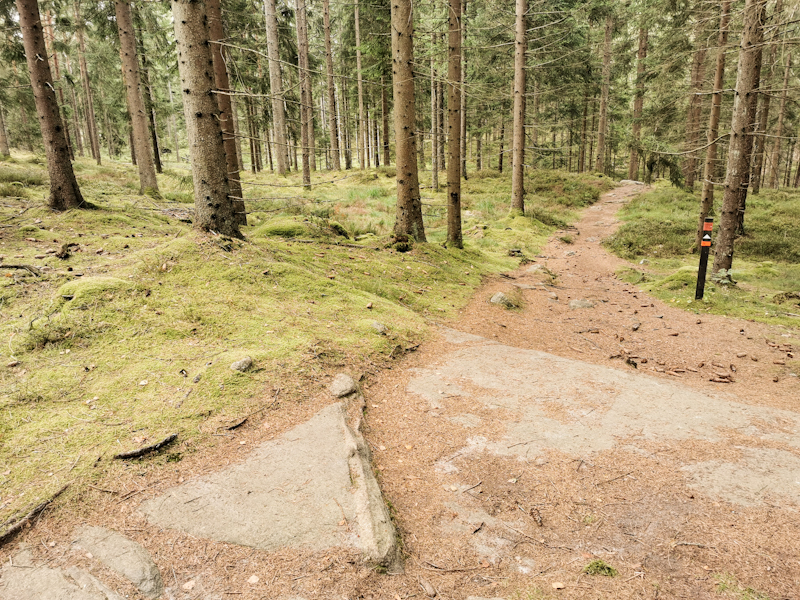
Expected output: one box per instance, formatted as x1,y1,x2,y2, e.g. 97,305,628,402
767,47,791,188
136,27,162,174
596,16,612,173
712,0,766,276
460,0,467,180
446,0,463,247
498,117,504,173
171,0,241,238
74,1,100,164
391,0,426,242
751,0,782,194
264,0,288,174
683,44,707,189
0,105,10,157
431,29,439,190
382,77,390,166
295,0,312,188
355,0,366,170
322,0,340,170
115,0,158,195
43,12,74,161
696,0,731,250
627,28,648,181
207,0,246,224
17,0,85,210
510,0,526,214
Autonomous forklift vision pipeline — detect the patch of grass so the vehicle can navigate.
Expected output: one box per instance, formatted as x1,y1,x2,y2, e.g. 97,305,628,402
607,184,800,327
0,165,46,186
714,573,771,599
582,559,618,577
0,182,28,198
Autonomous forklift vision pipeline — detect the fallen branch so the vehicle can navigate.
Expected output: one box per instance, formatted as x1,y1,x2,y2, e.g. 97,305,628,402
0,264,41,276
0,484,69,546
113,434,178,460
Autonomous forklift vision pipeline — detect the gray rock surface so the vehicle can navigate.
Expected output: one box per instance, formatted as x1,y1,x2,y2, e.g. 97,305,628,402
0,550,121,600
372,321,388,335
329,373,357,397
74,525,163,599
489,292,517,308
141,403,398,565
230,356,253,372
568,298,595,309
410,331,800,506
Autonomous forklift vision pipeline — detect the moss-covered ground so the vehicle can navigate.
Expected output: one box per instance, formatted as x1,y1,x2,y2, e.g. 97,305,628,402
605,183,800,328
0,152,612,525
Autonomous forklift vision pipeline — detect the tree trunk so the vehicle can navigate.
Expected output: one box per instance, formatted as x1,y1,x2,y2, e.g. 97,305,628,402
264,0,288,174
43,12,74,161
579,91,588,172
207,0,246,224
596,16,612,173
17,0,85,210
431,30,439,190
510,0,526,214
696,0,731,250
382,77,390,166
75,1,100,164
167,81,181,162
295,0,312,189
322,0,340,170
115,0,158,195
355,0,366,170
498,117,504,173
391,0,426,242
0,105,10,157
712,0,766,276
628,28,647,181
136,27,163,174
767,47,791,188
231,96,243,170
460,0,467,180
341,75,352,169
446,0,463,247
172,0,240,238
751,0,782,194
683,44,707,189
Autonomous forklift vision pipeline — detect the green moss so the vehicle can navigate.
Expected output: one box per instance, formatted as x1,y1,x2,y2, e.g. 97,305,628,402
57,277,133,308
582,559,618,577
254,218,310,238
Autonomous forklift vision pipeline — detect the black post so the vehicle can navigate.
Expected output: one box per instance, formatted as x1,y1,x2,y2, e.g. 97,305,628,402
695,217,713,300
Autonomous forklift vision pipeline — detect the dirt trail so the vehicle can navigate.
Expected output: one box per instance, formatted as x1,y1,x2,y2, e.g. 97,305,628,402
363,183,800,599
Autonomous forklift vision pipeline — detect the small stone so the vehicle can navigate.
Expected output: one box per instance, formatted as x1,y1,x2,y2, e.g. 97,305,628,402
632,323,641,331
182,580,196,591
552,581,566,589
329,373,357,397
372,321,388,335
564,251,576,257
490,292,518,308
366,302,373,309
569,299,595,310
230,357,253,372
736,352,747,358
139,380,148,386
535,457,548,466
6,360,20,368
548,292,559,301
247,575,260,584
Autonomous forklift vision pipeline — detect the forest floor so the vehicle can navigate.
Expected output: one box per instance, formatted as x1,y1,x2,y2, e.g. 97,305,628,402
3,181,799,600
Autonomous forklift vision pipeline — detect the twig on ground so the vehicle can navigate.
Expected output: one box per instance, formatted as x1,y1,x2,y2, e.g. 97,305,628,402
0,484,70,546
113,434,178,460
0,264,41,276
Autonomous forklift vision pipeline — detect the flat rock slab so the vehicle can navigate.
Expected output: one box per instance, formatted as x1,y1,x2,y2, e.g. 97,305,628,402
409,333,800,506
0,550,122,600
74,525,163,599
141,403,397,564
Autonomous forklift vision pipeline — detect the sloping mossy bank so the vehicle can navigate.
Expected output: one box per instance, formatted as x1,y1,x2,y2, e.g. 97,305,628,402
606,184,800,329
0,157,612,526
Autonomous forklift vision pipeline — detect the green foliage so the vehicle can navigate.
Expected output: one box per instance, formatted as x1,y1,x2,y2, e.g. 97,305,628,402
582,559,618,577
0,165,46,186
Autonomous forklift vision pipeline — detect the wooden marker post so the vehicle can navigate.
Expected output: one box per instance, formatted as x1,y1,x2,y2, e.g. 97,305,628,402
695,217,713,300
